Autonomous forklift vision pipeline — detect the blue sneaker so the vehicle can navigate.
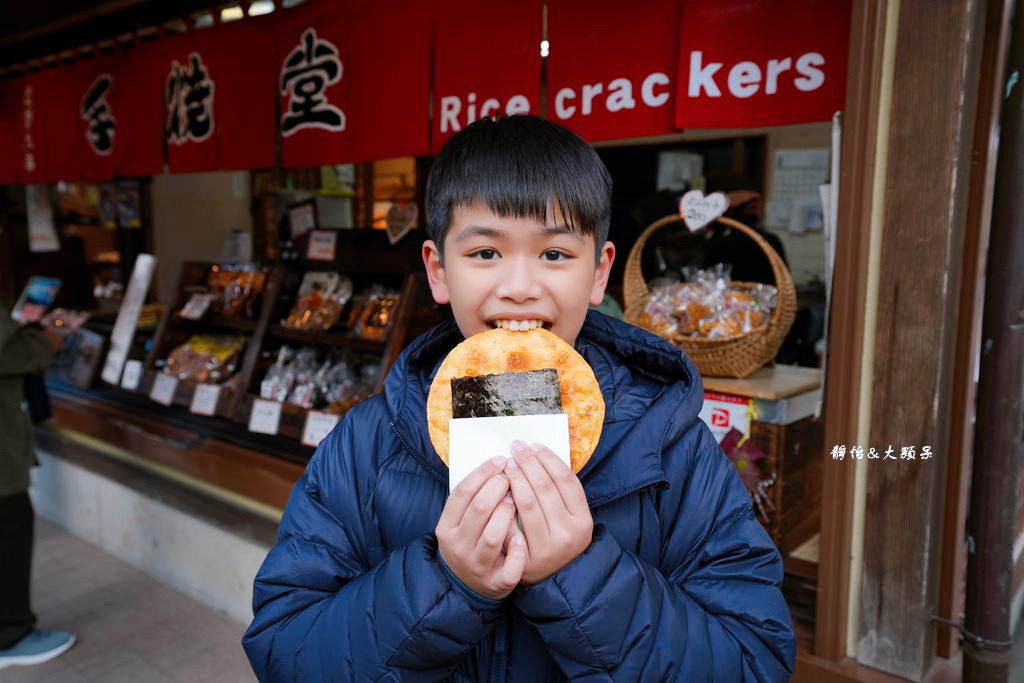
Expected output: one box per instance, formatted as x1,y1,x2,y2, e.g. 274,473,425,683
0,631,76,669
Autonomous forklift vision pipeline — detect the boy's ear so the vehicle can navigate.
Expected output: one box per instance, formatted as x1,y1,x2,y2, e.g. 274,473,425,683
422,240,450,305
589,241,616,306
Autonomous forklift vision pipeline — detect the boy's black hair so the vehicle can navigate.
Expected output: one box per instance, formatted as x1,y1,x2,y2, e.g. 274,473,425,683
426,115,612,261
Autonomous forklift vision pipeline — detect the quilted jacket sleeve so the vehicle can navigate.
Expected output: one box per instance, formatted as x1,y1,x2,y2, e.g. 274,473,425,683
242,413,504,682
514,418,795,682
0,315,53,378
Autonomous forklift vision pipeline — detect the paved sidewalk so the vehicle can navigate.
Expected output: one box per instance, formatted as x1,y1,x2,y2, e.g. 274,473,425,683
0,518,255,682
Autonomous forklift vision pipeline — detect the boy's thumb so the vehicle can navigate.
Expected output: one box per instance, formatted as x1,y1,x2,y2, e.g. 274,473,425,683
501,533,527,583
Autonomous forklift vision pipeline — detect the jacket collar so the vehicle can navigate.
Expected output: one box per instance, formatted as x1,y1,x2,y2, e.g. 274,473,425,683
385,311,703,502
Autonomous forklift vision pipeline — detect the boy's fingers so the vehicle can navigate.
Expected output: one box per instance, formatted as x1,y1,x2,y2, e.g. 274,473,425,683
529,443,590,518
458,474,510,539
438,456,507,529
502,515,520,552
496,533,527,589
512,446,566,523
505,457,550,541
476,494,516,558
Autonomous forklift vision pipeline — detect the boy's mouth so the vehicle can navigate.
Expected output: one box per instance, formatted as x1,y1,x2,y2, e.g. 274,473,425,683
488,319,552,331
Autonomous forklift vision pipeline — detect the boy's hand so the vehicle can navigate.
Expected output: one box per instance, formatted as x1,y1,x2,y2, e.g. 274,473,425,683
505,441,593,585
436,456,527,600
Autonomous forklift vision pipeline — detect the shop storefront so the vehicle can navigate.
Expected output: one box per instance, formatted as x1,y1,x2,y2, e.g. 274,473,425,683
0,0,1013,680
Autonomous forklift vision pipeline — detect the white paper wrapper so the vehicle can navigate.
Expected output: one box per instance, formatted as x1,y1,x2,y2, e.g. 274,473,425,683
448,414,570,492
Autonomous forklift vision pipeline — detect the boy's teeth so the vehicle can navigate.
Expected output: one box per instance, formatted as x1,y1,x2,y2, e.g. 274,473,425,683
493,319,544,331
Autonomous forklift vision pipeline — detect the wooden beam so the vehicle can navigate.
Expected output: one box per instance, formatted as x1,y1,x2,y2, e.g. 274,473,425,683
815,0,887,661
937,0,1015,659
857,0,986,678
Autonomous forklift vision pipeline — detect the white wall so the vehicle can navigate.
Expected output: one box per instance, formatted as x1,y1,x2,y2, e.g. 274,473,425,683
30,450,270,626
151,171,251,304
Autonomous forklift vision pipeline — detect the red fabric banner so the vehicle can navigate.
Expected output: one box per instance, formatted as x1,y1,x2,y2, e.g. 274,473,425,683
161,31,221,174
15,73,49,184
75,55,118,182
42,66,83,182
0,78,19,184
346,0,431,162
432,0,542,154
546,0,680,142
674,0,851,129
276,0,352,168
215,16,277,171
110,42,164,177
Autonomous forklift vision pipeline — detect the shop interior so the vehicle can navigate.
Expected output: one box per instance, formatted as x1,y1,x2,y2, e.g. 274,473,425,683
1,115,833,649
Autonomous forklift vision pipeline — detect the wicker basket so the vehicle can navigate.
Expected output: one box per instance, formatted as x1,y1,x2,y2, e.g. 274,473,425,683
623,215,796,379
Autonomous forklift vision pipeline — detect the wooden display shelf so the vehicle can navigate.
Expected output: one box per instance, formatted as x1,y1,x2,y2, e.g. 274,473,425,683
703,364,822,400
703,365,824,558
172,313,260,333
132,369,237,419
266,324,387,352
234,393,349,445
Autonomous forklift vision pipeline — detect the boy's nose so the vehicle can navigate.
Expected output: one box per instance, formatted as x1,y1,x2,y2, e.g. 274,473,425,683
495,258,543,302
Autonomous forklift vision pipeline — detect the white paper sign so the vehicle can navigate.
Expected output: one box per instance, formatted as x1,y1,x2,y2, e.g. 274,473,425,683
699,391,752,444
101,254,156,385
765,148,829,230
301,410,341,447
448,413,571,493
249,399,283,435
149,373,178,407
27,185,60,253
190,383,222,416
306,230,337,261
679,190,729,231
120,360,143,390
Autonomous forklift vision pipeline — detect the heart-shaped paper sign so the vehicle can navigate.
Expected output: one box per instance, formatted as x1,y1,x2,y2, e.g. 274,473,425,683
386,202,418,245
679,190,730,232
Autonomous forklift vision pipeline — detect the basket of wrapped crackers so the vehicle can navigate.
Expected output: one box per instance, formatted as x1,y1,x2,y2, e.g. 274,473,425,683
623,215,796,378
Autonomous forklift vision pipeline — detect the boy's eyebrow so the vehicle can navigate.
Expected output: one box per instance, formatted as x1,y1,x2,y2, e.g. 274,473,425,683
453,224,584,241
454,225,506,241
542,224,584,240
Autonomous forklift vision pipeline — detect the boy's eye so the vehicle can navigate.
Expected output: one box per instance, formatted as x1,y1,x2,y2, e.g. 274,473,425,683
542,250,569,261
470,248,498,260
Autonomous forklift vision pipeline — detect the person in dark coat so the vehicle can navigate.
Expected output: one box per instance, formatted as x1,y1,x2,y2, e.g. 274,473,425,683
243,116,795,682
0,298,76,670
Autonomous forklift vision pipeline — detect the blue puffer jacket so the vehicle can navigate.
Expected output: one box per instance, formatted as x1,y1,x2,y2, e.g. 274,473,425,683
243,311,795,682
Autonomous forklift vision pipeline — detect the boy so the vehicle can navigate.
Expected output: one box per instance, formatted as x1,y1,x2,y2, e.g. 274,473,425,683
243,116,795,681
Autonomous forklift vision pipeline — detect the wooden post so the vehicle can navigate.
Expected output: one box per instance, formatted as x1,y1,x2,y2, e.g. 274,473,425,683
963,1,1024,679
857,0,985,679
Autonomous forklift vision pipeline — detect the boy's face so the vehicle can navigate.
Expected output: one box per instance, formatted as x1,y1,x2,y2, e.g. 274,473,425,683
422,201,615,346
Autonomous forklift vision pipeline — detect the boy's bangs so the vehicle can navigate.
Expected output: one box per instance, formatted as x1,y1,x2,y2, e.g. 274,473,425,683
427,116,612,253
446,150,603,237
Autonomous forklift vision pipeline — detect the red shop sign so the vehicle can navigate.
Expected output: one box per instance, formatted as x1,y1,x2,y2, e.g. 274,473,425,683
546,0,680,142
674,0,851,129
432,0,542,153
276,0,351,168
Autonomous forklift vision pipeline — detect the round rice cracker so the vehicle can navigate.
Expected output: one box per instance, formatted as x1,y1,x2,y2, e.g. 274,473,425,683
427,327,604,473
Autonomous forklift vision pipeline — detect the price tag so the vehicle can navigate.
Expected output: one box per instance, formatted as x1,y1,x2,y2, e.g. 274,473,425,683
306,230,337,261
121,360,143,390
190,383,221,416
149,373,178,406
301,410,341,447
180,293,214,320
249,399,282,435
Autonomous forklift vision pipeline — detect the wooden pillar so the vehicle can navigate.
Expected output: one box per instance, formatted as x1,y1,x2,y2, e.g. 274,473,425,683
857,0,986,679
963,0,1024,678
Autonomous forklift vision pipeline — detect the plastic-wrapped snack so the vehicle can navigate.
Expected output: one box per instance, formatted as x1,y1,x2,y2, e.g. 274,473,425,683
260,346,295,401
355,287,400,341
165,334,246,383
207,264,268,318
283,272,354,331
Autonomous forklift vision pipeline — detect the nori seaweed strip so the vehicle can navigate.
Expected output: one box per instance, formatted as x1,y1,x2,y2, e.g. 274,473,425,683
451,369,562,418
